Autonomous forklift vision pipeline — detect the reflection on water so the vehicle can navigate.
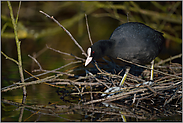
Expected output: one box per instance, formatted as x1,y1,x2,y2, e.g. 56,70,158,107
2,94,182,122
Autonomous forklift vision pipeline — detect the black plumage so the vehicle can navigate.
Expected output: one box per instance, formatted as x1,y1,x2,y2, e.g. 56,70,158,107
85,22,165,66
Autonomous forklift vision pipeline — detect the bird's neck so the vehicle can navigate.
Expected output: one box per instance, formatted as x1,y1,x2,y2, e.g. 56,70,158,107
98,39,115,55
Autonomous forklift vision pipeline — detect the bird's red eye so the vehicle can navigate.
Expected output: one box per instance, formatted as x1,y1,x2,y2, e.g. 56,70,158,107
92,51,95,54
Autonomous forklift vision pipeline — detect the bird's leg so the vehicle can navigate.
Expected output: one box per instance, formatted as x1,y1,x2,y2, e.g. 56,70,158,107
150,60,154,81
119,66,131,87
140,60,154,86
101,66,131,97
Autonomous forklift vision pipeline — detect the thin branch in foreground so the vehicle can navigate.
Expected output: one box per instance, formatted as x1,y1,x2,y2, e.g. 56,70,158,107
46,44,85,62
85,14,93,45
156,53,182,66
15,1,21,24
28,54,43,70
117,57,181,79
20,57,82,83
1,51,19,65
1,74,59,92
28,54,77,76
39,10,87,57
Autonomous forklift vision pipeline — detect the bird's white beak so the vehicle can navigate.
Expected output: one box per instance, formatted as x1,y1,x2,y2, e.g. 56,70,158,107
85,48,93,66
85,57,93,66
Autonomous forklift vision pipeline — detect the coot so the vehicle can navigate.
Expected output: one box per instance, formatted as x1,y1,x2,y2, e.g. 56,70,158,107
85,22,165,87
85,22,165,67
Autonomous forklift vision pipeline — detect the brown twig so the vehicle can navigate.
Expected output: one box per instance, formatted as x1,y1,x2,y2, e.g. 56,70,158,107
156,53,182,66
87,70,110,89
28,54,81,76
1,74,59,92
85,14,93,45
28,54,43,70
39,10,87,57
46,44,85,62
117,57,181,79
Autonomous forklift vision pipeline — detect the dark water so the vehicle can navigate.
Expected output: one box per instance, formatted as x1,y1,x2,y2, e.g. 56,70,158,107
2,83,182,121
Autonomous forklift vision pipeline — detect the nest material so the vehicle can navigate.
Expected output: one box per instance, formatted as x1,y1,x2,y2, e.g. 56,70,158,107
52,60,182,108
50,60,182,121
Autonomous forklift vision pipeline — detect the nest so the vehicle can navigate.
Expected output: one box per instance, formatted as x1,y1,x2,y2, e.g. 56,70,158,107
54,59,182,105
50,57,182,121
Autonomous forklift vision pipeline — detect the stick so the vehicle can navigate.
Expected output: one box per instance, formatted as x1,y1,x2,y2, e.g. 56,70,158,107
1,51,19,65
39,10,87,57
117,57,181,79
46,45,85,62
28,54,43,70
28,54,78,76
85,14,93,45
156,53,182,66
1,74,59,92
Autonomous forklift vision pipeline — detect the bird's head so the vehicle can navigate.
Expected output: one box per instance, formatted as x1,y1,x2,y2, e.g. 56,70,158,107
85,40,113,66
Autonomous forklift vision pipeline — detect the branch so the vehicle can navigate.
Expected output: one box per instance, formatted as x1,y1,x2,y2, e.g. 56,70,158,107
85,14,93,45
1,75,59,93
15,1,21,24
117,57,182,79
39,10,87,57
28,54,43,70
28,54,77,76
46,44,85,62
1,51,19,65
156,53,182,66
7,1,26,95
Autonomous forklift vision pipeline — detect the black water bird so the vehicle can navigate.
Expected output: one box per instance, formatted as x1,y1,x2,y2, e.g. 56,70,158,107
85,22,165,85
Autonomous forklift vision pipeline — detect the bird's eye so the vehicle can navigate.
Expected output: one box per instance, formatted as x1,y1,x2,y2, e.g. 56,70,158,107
92,51,95,54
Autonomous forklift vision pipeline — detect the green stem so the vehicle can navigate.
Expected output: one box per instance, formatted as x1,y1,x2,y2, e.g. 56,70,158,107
7,1,26,96
15,1,21,24
1,51,19,65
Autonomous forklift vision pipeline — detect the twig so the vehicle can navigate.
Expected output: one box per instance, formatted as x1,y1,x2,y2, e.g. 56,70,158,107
132,93,136,104
1,74,59,92
24,69,39,80
39,10,87,57
87,70,110,89
89,84,94,104
94,61,104,73
117,57,181,79
156,53,182,66
15,1,21,24
46,44,85,62
83,80,182,105
163,86,181,107
28,54,43,70
85,14,93,45
144,85,164,96
28,54,78,76
83,88,147,105
154,73,182,83
1,51,19,65
24,69,70,89
22,60,81,83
